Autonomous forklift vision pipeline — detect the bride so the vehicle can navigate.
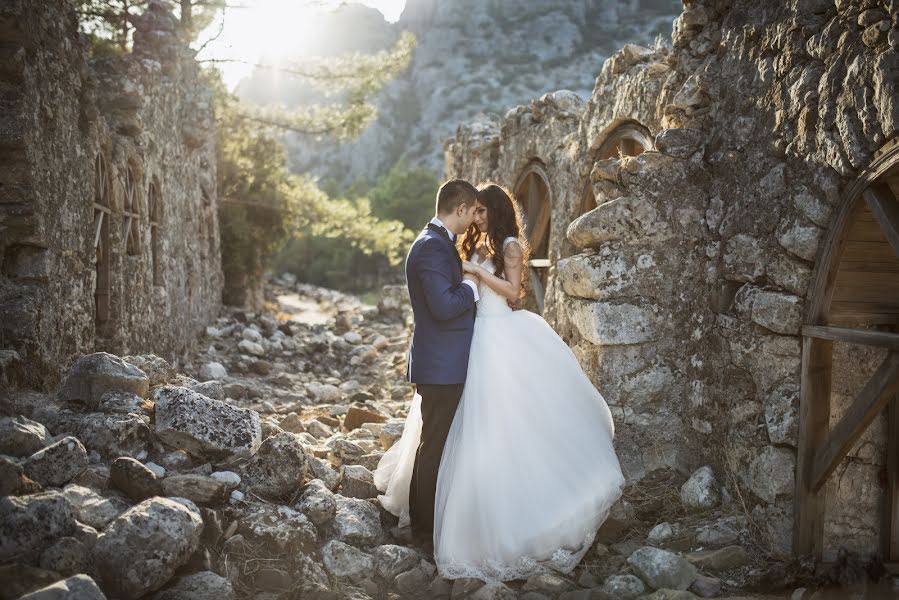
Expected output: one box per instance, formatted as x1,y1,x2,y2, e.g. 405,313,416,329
374,182,625,582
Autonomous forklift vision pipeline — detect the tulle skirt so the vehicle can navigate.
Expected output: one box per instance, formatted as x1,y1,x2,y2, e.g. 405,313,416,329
375,309,624,581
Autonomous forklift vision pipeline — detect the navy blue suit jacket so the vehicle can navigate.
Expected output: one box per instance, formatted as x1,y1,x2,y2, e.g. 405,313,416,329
405,223,476,385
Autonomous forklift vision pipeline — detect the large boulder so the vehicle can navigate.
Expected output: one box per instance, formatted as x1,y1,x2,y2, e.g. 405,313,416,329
21,436,88,488
0,415,51,456
59,352,149,408
241,432,309,500
153,386,262,459
18,574,107,600
627,546,698,591
91,497,204,600
0,491,77,564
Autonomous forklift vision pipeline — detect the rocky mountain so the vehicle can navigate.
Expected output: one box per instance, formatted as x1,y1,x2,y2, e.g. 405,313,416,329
236,0,682,186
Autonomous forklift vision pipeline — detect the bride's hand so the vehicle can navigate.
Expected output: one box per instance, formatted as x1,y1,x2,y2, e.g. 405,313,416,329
462,261,482,276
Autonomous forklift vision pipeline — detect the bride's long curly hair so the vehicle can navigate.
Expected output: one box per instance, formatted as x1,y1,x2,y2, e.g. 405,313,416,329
459,182,530,292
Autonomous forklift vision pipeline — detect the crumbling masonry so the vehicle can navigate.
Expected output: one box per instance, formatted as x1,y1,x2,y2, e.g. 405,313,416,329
446,0,899,561
0,0,222,391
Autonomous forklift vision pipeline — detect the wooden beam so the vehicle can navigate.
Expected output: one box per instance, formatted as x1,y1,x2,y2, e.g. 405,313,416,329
885,397,899,561
802,325,899,349
864,183,899,259
794,336,832,558
811,351,899,491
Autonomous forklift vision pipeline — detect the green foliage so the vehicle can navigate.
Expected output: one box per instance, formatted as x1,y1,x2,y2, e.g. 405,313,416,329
76,0,225,49
274,161,440,293
362,160,439,230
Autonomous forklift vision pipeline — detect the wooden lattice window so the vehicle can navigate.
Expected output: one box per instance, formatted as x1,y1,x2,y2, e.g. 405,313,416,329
148,179,162,285
122,167,141,255
92,154,112,331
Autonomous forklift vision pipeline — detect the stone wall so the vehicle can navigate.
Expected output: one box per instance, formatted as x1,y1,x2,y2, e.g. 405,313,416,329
0,0,222,391
445,0,898,559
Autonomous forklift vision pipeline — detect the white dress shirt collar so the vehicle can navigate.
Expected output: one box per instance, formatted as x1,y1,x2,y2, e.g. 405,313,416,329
430,216,456,243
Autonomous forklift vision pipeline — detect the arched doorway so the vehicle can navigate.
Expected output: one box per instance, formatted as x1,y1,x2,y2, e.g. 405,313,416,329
795,137,899,563
92,154,112,337
513,163,552,313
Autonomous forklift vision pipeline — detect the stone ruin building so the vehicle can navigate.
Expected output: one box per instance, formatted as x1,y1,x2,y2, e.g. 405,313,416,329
446,0,899,565
0,0,222,392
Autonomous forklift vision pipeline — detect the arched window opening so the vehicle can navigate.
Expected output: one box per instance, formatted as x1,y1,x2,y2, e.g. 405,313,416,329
513,163,552,314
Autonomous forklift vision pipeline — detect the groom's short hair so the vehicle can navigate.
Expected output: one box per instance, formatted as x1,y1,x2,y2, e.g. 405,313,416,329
436,179,478,215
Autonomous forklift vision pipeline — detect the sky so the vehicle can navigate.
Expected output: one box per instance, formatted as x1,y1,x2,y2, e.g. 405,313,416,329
198,0,407,90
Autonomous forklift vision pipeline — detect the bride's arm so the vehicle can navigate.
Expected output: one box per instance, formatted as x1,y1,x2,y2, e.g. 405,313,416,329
463,241,524,302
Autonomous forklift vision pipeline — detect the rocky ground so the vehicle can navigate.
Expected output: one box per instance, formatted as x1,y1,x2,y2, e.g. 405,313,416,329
1,275,894,599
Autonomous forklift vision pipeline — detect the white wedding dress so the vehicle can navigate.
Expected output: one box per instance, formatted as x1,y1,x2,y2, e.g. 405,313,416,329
374,237,625,582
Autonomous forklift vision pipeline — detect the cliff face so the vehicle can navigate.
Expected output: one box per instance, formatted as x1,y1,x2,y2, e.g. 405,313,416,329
236,0,682,184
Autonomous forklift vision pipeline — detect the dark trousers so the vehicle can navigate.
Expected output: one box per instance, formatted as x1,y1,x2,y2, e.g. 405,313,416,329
409,382,464,537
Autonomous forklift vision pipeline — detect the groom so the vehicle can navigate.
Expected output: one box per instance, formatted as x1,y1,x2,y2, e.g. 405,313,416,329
405,179,480,550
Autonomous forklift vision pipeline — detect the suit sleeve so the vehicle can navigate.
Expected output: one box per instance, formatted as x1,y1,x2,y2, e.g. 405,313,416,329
415,239,475,321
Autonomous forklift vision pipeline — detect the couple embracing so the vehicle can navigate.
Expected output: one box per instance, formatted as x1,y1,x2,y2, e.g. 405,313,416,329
374,179,625,582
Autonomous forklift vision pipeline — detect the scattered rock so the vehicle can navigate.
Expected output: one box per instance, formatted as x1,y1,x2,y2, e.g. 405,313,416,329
333,496,382,546
0,491,77,564
37,536,87,576
647,522,674,546
296,479,336,527
679,466,720,509
373,544,420,579
161,474,229,505
150,571,234,600
91,497,204,600
627,546,698,591
18,574,107,600
61,484,128,529
153,385,262,459
343,405,387,431
59,352,150,408
321,539,374,582
21,436,88,488
199,361,228,381
686,545,751,572
237,502,318,554
0,415,51,456
123,354,175,387
241,431,309,500
602,574,646,599
110,456,162,501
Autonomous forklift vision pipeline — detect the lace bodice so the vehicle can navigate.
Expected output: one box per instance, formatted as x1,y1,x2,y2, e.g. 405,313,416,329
474,237,519,318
